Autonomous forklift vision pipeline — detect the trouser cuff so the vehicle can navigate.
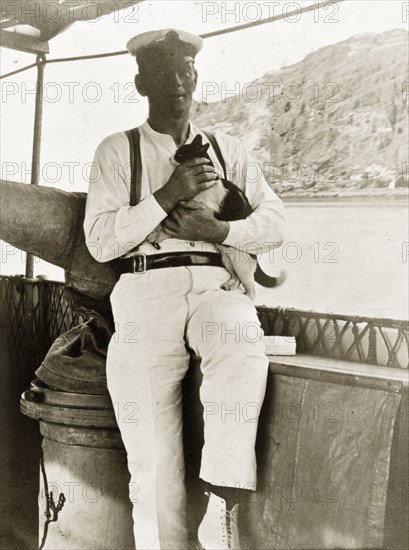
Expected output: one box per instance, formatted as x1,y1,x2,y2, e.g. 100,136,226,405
200,445,257,489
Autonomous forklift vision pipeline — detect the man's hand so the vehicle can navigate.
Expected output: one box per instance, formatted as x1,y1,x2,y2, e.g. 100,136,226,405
162,200,229,243
154,159,218,213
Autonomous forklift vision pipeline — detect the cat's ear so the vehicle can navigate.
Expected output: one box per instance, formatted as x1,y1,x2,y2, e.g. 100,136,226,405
203,143,210,153
192,135,202,146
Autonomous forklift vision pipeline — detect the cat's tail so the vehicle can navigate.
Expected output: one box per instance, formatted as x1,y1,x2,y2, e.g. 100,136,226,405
254,265,286,288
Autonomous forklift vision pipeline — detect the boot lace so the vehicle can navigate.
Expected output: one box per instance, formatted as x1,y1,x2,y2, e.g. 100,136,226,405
221,510,234,549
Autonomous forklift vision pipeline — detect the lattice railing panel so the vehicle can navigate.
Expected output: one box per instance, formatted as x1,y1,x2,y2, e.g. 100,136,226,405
46,283,84,343
5,276,27,354
2,276,49,385
1,276,84,366
1,276,408,370
257,307,409,369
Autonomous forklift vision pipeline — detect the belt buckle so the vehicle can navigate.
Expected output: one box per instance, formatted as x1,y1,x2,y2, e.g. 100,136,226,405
133,253,147,273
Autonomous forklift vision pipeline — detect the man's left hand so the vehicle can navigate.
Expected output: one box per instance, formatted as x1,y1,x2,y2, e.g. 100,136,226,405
162,200,229,243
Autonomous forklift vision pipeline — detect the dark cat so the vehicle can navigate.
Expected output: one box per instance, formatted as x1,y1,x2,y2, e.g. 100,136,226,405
147,134,284,300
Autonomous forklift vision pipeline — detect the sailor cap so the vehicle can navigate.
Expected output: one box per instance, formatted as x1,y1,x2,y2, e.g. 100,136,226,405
126,29,203,62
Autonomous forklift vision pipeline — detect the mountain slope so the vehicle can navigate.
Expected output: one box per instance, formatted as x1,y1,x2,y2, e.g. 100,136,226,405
193,29,408,195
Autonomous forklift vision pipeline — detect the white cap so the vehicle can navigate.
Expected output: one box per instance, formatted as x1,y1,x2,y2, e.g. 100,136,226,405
126,28,203,58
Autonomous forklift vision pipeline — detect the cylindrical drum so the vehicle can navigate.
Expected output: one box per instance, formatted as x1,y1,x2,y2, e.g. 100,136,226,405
20,380,135,550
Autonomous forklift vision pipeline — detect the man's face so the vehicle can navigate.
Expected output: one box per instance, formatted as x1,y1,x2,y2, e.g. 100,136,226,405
136,54,198,118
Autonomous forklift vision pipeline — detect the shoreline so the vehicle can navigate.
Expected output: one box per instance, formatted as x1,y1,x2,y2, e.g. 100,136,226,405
280,190,408,205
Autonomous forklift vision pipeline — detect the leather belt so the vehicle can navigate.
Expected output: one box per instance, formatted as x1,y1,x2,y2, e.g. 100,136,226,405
118,252,224,274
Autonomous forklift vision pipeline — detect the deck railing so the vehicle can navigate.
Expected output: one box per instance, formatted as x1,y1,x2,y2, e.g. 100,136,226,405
257,306,409,369
1,275,408,370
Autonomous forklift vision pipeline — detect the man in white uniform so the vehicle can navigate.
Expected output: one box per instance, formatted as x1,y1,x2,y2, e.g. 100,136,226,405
84,29,285,550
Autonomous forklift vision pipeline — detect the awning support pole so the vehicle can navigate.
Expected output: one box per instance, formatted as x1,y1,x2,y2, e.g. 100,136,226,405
26,54,46,278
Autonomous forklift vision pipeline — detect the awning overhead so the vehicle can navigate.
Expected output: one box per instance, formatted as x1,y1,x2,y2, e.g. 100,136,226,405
1,0,143,53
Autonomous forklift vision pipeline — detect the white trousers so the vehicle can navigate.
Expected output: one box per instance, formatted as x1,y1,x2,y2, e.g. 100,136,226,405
107,266,269,549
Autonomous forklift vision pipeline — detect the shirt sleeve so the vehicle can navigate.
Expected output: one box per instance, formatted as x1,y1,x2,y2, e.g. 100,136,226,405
217,134,285,255
83,133,167,262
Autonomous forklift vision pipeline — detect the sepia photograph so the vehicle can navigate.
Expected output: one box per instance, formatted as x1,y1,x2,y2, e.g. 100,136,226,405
0,1,408,549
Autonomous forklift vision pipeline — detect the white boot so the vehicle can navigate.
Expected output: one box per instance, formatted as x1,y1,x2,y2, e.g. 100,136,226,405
197,491,241,550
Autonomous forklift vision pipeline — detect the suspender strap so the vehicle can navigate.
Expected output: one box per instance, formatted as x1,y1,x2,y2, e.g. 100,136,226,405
125,128,225,206
125,127,142,206
203,130,227,180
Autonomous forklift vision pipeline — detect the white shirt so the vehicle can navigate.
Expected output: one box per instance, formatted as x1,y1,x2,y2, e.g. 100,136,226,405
84,121,285,262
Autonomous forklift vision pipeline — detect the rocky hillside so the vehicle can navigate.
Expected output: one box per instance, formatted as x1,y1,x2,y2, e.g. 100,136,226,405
193,29,408,195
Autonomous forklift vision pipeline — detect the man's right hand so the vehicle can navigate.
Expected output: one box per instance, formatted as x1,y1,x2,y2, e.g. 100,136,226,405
154,158,218,213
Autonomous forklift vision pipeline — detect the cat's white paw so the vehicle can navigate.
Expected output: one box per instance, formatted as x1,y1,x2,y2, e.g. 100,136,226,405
220,278,241,292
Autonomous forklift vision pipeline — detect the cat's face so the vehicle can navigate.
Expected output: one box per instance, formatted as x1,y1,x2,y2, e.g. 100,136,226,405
174,134,210,163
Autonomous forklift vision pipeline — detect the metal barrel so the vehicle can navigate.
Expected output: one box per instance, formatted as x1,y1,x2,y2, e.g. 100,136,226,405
21,380,135,550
